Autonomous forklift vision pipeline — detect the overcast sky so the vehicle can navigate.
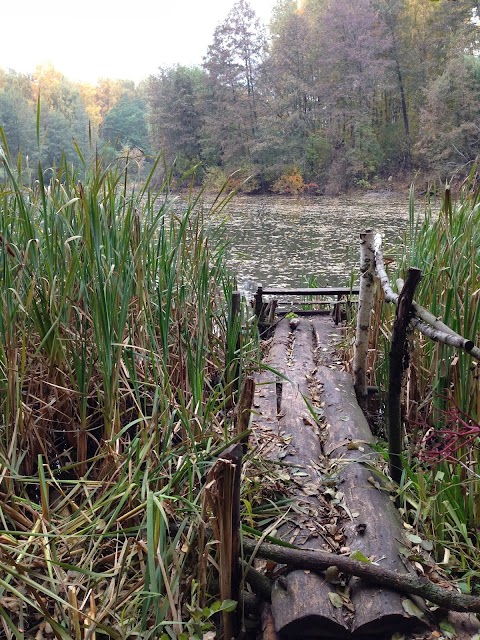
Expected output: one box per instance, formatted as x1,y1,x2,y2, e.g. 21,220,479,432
1,0,277,84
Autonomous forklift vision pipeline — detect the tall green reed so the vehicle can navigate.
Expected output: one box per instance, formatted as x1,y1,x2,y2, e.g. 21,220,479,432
0,136,259,636
371,177,480,580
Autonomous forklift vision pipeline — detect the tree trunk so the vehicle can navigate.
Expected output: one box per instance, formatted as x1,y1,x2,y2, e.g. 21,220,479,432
261,319,351,638
320,361,424,635
353,230,375,398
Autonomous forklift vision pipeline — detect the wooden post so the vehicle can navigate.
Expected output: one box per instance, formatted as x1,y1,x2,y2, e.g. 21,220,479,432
353,230,375,398
235,376,255,450
254,284,263,319
333,294,343,325
204,444,243,640
226,291,241,408
388,267,422,484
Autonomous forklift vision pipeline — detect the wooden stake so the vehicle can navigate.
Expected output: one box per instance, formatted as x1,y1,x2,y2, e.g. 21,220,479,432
235,376,255,450
254,285,263,319
388,267,422,483
204,444,243,639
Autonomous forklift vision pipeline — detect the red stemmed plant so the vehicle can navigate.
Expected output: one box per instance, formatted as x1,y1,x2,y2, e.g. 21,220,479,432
419,399,480,466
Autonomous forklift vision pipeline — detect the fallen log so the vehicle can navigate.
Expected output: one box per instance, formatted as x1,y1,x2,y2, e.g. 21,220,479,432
242,538,480,614
253,317,430,636
265,318,351,638
318,336,426,635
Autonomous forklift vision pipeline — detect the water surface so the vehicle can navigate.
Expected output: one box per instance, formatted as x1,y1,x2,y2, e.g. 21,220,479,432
218,193,411,291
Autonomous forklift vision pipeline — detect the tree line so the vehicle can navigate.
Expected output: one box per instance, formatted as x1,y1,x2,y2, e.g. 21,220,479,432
1,0,479,192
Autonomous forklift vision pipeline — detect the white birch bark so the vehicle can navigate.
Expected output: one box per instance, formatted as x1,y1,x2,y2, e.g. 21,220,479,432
410,317,477,355
374,235,480,360
353,230,375,397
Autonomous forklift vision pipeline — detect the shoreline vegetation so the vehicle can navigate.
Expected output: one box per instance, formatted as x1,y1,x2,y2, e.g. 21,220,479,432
0,128,479,635
0,147,267,638
356,177,480,593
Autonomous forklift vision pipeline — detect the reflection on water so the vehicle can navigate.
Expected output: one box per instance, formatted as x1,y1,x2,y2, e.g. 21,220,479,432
218,193,410,290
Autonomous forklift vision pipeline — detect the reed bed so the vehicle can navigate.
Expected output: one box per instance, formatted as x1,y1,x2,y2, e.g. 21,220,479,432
0,142,267,638
368,177,480,587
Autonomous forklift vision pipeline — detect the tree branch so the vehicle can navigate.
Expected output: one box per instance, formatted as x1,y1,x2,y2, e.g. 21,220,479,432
242,539,480,614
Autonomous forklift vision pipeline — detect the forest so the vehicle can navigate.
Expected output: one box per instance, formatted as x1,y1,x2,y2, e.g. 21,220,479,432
1,0,479,193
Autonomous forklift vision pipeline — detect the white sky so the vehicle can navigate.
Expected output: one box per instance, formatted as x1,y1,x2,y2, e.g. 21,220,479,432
1,0,277,85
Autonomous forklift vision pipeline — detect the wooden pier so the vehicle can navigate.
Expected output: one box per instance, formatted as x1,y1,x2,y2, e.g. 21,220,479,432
245,310,480,639
231,230,480,638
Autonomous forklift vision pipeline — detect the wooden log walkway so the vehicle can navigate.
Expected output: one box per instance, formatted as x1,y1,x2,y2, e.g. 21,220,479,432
250,315,431,638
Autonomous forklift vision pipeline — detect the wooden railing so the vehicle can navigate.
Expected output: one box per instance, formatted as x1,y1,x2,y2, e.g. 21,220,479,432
253,285,359,326
353,229,480,482
246,230,478,484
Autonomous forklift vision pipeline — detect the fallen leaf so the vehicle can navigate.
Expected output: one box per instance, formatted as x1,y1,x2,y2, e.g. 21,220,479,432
407,533,423,545
439,620,456,639
402,599,425,619
328,592,343,608
303,482,320,496
350,550,371,563
325,566,340,582
420,538,433,551
343,600,355,612
440,548,451,565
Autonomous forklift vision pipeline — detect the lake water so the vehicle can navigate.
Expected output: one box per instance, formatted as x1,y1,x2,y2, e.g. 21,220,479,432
217,193,412,292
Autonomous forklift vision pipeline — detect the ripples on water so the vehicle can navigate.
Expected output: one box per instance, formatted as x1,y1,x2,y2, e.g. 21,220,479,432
215,193,411,290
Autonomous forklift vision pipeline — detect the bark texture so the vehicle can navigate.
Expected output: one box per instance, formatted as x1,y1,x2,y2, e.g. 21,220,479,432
353,230,376,397
388,267,422,483
321,365,422,634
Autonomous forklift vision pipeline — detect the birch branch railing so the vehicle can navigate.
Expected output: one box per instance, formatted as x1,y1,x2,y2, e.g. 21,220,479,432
372,233,478,358
354,231,480,482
